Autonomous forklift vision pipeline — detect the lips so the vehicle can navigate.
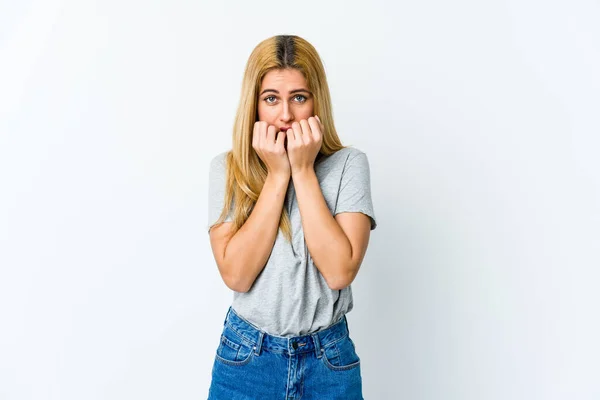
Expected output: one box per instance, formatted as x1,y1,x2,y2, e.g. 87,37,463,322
280,127,291,132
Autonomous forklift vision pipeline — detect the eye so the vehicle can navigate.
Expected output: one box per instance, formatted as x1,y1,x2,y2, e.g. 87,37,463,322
293,94,307,103
262,94,308,104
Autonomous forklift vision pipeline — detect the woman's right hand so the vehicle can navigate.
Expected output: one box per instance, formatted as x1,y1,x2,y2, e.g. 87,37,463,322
252,121,291,179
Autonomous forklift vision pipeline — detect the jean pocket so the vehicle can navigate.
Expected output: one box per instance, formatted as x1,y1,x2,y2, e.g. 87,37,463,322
321,335,361,371
214,325,254,366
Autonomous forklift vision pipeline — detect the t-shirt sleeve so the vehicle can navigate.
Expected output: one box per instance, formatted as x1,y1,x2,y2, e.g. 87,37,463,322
334,151,377,230
207,152,234,233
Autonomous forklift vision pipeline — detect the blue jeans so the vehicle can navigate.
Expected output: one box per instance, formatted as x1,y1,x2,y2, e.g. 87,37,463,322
207,306,363,400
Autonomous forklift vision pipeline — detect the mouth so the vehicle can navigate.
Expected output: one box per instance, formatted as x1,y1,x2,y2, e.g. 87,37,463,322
280,127,291,132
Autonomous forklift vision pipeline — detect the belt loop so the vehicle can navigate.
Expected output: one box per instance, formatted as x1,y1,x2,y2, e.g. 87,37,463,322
254,331,264,356
311,332,323,359
224,306,231,326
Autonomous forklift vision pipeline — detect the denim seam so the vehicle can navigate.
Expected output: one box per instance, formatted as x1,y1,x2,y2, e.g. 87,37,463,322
225,321,258,348
254,331,264,356
299,354,305,398
285,349,292,399
220,334,241,351
216,333,254,366
321,351,361,371
214,350,254,366
321,332,349,348
226,311,349,356
334,342,341,362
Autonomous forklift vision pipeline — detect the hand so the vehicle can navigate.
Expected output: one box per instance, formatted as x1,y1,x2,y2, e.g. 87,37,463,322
252,121,291,179
286,116,324,176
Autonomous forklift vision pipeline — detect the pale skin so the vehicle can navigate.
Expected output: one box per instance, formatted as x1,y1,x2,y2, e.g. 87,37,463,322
209,68,371,292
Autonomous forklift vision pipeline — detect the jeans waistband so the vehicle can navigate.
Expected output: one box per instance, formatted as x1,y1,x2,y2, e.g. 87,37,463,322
223,306,350,357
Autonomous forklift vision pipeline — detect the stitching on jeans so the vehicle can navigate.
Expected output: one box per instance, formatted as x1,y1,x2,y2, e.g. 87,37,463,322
226,311,350,356
334,342,341,362
221,334,240,351
299,353,305,398
320,335,361,371
321,332,349,348
285,349,291,399
321,351,361,371
224,322,256,348
225,312,266,345
214,350,253,366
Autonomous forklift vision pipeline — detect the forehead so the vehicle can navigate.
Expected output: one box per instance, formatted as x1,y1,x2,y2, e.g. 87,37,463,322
260,68,307,90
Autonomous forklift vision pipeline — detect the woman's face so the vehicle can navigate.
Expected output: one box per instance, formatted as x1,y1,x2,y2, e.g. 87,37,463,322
256,68,314,134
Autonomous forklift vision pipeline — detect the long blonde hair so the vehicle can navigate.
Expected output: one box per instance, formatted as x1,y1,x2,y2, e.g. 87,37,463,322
210,35,346,242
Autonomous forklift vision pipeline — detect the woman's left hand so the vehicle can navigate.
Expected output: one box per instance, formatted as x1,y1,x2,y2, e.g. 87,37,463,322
286,115,324,176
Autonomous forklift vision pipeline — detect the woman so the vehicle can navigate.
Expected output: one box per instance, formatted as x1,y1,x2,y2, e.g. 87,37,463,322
207,34,377,400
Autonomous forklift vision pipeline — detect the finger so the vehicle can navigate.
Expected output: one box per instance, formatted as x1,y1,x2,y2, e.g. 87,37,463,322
259,121,268,147
286,130,295,148
315,115,323,129
276,131,286,149
267,125,276,145
300,119,312,144
307,117,321,141
291,122,302,142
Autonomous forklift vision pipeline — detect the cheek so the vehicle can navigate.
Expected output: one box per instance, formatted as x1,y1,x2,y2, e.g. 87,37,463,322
298,107,314,120
299,101,314,118
257,104,275,122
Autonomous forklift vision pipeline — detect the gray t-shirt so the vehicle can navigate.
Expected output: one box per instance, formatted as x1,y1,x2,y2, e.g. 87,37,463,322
207,146,377,337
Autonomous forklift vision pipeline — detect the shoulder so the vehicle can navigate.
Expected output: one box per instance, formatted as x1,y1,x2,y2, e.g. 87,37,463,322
342,146,368,161
321,147,369,169
210,150,229,167
209,150,231,174
208,151,232,187
333,146,367,160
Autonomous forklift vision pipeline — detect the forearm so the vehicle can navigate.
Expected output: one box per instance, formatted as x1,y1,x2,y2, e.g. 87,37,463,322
292,169,353,290
223,173,290,292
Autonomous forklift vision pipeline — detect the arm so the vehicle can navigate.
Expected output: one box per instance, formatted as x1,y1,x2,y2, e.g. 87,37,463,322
210,173,290,293
292,169,371,290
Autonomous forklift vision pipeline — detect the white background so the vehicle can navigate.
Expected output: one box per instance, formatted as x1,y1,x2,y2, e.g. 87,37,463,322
1,1,599,399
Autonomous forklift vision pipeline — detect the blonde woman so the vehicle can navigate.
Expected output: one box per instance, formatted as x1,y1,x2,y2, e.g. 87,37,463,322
207,35,377,399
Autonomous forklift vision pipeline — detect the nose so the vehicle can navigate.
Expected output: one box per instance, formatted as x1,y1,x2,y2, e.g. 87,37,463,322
279,100,294,123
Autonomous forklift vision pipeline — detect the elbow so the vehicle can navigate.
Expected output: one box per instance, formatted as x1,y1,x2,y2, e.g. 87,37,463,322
327,279,350,291
325,266,356,291
222,272,252,293
219,263,252,293
224,279,251,293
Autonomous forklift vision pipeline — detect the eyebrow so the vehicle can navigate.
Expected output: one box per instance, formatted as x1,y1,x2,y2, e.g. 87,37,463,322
259,88,311,96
